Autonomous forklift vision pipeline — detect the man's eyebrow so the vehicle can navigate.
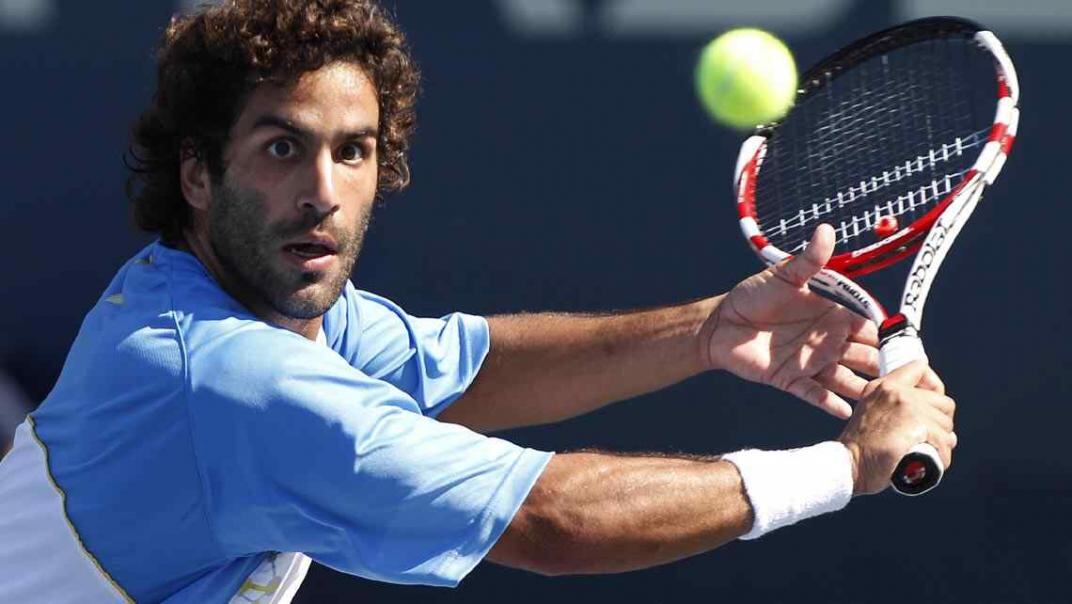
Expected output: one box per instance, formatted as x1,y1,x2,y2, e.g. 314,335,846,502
346,127,379,139
251,115,311,138
250,115,378,140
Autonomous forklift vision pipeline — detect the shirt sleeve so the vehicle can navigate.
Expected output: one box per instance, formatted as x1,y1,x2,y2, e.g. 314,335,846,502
322,284,489,417
185,326,552,587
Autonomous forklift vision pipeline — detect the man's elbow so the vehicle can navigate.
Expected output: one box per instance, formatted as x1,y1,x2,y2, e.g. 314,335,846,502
485,498,586,577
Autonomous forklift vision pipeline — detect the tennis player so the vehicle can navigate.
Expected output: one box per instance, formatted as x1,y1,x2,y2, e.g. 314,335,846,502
0,2,955,603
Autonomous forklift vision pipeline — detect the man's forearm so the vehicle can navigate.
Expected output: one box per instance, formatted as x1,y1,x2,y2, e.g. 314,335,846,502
487,451,754,575
439,297,721,432
483,366,953,577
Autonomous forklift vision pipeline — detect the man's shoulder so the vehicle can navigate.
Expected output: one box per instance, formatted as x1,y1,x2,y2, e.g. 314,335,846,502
90,241,242,331
130,242,285,355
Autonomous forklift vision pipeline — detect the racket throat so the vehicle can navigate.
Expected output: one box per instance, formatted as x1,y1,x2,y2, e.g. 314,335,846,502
879,313,914,340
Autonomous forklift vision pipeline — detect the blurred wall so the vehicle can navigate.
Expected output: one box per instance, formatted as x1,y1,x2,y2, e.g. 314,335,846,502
1,1,1069,602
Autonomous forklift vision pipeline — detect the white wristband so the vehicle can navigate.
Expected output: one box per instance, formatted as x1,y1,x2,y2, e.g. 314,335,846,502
722,441,854,540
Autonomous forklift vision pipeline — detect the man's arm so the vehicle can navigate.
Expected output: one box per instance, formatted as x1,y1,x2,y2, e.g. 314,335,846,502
441,226,883,433
487,362,956,575
489,450,752,575
439,300,717,432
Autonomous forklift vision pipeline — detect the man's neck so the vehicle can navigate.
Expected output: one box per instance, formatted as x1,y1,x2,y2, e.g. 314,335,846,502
178,230,323,341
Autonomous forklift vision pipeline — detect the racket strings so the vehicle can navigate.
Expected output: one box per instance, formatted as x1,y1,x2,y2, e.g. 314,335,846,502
753,36,995,255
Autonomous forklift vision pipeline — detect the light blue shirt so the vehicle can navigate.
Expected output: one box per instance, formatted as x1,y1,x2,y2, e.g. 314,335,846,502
0,241,552,603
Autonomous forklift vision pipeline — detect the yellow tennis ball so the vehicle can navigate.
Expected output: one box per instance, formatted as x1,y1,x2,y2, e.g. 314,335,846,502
695,28,798,129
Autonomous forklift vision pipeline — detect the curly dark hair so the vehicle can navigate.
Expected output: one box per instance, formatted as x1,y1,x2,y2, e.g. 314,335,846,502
126,0,419,242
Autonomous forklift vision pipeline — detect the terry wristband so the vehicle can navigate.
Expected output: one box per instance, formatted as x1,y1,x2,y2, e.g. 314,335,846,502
722,441,854,540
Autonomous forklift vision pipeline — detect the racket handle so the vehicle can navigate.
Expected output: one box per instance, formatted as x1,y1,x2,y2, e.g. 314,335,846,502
891,443,944,496
878,329,944,496
878,333,927,376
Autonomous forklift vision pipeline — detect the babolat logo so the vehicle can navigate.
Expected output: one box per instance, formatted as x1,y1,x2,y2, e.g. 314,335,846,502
903,222,951,310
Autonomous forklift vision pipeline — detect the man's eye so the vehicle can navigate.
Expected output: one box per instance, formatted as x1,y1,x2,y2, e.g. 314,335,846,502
267,139,296,159
338,143,364,163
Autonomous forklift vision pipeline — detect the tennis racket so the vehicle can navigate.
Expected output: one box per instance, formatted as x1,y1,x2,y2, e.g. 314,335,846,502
733,17,1018,496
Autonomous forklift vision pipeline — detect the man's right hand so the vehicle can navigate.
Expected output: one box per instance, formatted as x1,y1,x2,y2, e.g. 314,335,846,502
838,361,957,496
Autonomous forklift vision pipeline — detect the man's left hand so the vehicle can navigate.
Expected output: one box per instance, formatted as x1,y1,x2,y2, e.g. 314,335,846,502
700,224,879,419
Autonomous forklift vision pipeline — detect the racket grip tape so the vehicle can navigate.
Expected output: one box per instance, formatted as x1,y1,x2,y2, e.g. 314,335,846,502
878,330,927,375
878,328,943,496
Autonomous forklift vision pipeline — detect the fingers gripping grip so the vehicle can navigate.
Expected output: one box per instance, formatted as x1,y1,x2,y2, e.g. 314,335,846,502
878,332,944,496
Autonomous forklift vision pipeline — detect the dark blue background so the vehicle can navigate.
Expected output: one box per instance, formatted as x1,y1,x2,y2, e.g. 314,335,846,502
1,1,1068,602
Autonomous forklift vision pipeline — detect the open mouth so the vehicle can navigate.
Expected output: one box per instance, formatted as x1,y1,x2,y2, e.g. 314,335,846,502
283,242,336,258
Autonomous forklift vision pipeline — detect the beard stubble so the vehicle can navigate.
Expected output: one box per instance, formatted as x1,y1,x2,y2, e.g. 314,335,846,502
207,179,370,320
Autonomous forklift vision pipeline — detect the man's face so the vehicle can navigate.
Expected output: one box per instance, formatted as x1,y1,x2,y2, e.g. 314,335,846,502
205,62,380,319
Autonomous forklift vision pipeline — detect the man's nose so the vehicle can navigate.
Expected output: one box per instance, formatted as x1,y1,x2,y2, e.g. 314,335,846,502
298,150,341,217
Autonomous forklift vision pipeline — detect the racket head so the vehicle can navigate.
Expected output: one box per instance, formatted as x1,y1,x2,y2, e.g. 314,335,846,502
734,17,1018,285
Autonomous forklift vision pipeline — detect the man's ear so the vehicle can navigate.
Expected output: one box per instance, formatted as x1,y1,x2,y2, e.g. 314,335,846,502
180,148,212,211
